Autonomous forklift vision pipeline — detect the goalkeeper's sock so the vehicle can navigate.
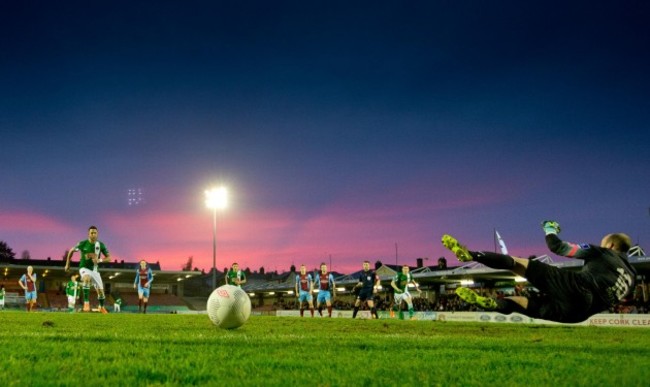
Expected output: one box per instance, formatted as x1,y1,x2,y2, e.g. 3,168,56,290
371,307,378,319
473,251,516,270
318,306,323,316
98,296,105,308
310,308,314,317
327,305,332,317
139,300,142,312
300,308,304,317
352,306,359,318
143,302,148,314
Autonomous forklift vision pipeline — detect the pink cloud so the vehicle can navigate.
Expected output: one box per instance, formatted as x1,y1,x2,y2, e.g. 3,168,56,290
0,210,74,234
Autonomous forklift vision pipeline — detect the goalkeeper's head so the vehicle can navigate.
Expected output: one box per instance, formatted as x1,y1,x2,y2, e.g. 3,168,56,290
601,233,632,253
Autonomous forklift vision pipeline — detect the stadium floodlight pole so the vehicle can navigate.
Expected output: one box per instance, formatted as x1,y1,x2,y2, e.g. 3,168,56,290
205,187,228,290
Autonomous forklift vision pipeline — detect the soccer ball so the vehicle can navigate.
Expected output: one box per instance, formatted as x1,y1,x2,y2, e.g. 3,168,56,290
206,285,252,329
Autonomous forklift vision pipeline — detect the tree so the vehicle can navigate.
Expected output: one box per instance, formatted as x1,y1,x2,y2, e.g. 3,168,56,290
21,250,31,260
259,266,265,275
0,241,16,261
182,256,193,271
62,250,69,261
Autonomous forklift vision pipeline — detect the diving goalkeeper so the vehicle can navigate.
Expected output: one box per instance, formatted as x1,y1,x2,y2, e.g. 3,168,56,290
443,221,636,323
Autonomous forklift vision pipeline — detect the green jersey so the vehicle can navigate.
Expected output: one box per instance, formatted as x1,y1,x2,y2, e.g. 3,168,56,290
115,298,122,306
0,288,4,300
73,239,109,271
227,269,246,287
392,272,414,293
65,280,80,298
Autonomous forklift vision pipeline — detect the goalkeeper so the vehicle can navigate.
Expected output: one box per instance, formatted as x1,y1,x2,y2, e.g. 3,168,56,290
442,221,636,323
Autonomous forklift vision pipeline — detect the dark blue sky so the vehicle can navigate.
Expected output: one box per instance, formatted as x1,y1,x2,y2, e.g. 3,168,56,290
1,1,649,273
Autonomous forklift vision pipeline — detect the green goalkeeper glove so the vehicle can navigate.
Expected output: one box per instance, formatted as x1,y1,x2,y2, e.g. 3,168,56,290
542,220,561,235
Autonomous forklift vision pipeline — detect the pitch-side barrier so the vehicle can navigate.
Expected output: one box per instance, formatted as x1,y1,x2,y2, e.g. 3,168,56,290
275,310,650,327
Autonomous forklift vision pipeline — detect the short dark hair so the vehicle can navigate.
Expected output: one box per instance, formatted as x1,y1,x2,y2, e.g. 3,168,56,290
607,233,632,253
88,225,98,231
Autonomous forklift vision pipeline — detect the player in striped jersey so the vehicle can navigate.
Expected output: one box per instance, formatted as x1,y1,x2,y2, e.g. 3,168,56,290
295,264,315,317
134,260,153,313
18,266,37,312
315,263,336,317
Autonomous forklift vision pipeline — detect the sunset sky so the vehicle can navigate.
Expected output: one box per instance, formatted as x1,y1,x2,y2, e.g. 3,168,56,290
2,1,649,274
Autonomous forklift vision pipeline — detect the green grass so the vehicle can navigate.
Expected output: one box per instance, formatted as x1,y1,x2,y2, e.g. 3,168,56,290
1,311,649,386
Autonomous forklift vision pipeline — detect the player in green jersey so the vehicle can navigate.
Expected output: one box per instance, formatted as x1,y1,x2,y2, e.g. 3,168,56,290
65,225,111,313
390,265,420,320
65,274,80,312
226,262,247,287
0,285,5,310
113,297,122,313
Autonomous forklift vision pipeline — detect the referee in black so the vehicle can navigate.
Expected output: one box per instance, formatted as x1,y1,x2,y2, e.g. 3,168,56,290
443,220,637,323
352,260,380,319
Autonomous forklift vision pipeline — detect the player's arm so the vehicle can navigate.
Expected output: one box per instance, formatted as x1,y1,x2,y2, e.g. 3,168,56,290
64,247,76,271
239,273,246,285
133,271,139,289
542,220,594,259
309,275,314,293
146,269,153,287
390,278,401,293
18,277,26,290
331,277,336,298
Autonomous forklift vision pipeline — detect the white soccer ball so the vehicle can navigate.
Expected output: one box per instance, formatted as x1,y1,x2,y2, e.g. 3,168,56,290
207,285,252,329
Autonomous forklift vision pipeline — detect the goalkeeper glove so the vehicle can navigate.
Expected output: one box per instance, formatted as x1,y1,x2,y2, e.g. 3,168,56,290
542,220,561,235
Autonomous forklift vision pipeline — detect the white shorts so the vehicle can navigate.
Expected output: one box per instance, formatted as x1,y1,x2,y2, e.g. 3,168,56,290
67,295,76,305
394,291,412,305
79,268,104,290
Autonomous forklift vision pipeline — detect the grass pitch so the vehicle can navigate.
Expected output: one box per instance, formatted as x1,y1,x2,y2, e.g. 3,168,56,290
1,311,649,386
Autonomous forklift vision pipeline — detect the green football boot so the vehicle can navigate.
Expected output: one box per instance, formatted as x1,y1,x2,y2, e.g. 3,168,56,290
455,287,497,310
441,234,473,262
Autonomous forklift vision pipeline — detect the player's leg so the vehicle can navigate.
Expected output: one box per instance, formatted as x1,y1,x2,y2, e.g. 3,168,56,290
298,293,305,317
92,272,108,313
367,299,378,319
142,287,150,313
455,288,498,310
405,294,415,320
316,292,324,316
138,287,144,312
442,234,528,276
307,295,314,317
352,296,362,318
456,287,532,316
326,296,332,317
80,269,92,312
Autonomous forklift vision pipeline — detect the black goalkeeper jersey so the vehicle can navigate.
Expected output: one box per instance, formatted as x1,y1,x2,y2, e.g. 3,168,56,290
545,234,637,308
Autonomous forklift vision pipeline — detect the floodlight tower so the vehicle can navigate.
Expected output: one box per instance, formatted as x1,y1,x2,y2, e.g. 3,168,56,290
205,187,228,290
